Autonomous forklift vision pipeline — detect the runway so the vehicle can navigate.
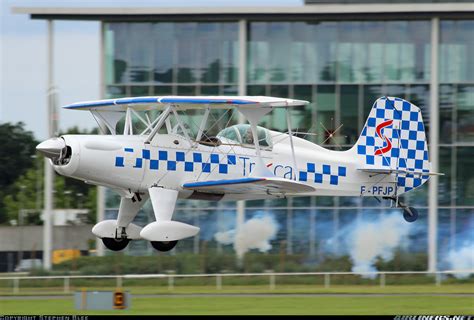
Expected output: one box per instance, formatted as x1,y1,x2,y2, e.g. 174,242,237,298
1,293,473,300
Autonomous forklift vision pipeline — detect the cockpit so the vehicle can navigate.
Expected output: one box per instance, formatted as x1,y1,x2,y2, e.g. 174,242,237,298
216,124,273,149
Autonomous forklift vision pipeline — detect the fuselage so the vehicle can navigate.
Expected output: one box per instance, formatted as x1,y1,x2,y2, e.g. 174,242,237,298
53,132,397,200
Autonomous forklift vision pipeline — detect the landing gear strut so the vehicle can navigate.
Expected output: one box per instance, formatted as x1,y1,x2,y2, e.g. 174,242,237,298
101,227,131,251
383,197,419,223
151,240,178,252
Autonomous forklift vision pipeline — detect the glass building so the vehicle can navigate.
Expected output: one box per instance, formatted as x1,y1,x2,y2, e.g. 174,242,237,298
18,2,474,271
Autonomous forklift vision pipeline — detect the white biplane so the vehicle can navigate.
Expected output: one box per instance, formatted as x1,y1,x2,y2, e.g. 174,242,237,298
37,95,439,252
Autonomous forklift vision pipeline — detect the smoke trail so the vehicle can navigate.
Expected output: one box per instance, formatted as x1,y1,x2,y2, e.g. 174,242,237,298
214,212,279,260
327,212,412,278
445,242,474,279
442,216,474,279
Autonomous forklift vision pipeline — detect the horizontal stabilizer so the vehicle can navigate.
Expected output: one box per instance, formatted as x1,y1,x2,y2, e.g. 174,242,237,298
182,177,315,195
358,168,444,177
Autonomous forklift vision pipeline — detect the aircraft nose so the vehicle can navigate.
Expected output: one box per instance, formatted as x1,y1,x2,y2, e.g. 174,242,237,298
36,138,66,159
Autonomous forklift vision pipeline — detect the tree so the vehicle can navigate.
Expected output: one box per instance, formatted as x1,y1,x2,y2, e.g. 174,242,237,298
3,154,97,225
0,122,37,188
2,125,100,225
0,122,37,223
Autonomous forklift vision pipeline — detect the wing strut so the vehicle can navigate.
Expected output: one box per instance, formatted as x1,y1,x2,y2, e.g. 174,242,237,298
286,109,298,181
144,104,173,144
237,107,274,177
171,108,191,142
195,106,210,143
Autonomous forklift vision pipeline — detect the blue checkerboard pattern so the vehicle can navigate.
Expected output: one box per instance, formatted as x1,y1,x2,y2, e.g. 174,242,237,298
355,96,431,193
115,148,237,175
115,148,346,186
298,163,347,186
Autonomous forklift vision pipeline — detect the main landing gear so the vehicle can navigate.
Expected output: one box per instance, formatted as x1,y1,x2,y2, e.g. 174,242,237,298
93,188,199,253
101,227,131,251
101,236,179,252
383,196,419,223
151,240,178,252
102,237,130,251
101,237,179,252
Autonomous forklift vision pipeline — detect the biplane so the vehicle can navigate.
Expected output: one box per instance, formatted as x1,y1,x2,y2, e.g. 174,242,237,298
37,95,440,252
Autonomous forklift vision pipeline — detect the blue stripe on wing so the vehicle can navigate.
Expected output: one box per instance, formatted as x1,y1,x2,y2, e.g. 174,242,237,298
64,96,255,109
115,97,160,105
183,177,265,189
159,98,254,105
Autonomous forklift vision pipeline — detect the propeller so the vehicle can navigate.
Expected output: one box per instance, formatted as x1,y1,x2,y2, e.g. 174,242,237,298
36,137,66,160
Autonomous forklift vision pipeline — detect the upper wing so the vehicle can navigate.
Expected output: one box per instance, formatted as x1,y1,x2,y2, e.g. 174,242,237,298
182,177,315,195
63,96,308,111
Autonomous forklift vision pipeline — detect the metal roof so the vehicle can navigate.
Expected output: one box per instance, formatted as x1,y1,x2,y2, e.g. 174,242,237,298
12,3,474,21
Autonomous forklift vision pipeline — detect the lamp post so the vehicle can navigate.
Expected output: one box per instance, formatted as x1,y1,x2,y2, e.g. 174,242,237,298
17,185,26,268
76,192,83,209
30,154,41,214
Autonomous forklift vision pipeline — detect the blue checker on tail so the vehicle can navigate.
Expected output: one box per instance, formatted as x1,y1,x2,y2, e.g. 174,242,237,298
355,96,431,194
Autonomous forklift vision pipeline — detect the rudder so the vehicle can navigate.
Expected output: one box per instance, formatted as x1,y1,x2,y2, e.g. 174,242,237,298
353,96,431,193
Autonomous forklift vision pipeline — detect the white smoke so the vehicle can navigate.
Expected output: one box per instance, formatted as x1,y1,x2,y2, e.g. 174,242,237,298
214,213,279,260
334,213,412,278
446,242,474,279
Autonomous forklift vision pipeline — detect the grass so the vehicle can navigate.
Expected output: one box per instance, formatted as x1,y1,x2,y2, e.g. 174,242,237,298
0,284,473,315
0,295,473,315
1,283,473,296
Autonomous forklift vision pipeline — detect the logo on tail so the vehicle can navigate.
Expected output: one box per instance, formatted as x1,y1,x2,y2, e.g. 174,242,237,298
374,120,393,156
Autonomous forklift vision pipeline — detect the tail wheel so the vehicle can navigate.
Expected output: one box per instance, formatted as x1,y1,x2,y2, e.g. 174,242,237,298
102,237,130,251
403,207,419,223
151,240,178,252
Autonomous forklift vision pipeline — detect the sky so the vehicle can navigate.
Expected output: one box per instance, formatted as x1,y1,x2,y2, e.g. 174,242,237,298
1,0,302,141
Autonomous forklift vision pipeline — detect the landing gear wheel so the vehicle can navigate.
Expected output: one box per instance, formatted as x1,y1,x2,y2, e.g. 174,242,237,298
102,237,130,251
151,240,178,252
403,207,419,223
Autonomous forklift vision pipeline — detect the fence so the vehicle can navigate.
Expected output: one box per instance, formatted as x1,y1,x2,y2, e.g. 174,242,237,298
0,270,472,294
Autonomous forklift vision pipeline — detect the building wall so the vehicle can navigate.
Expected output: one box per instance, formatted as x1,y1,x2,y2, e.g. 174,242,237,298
0,225,94,251
102,18,473,269
0,225,93,272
